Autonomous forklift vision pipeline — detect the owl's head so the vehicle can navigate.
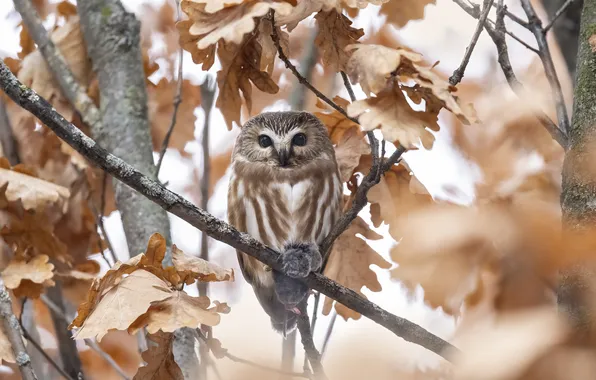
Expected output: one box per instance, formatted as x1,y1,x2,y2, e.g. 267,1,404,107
233,111,334,168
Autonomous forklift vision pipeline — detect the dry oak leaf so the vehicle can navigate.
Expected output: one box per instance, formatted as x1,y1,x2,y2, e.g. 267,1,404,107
323,216,390,320
314,96,360,144
0,164,70,213
314,10,364,72
343,0,388,8
257,17,290,75
367,162,432,239
180,0,292,50
216,38,279,128
380,0,436,28
348,85,438,149
177,19,217,69
148,78,202,156
18,16,92,122
129,293,222,334
2,254,55,289
72,269,173,341
450,307,568,380
334,127,370,182
346,44,423,95
172,245,235,282
1,213,70,263
134,331,183,380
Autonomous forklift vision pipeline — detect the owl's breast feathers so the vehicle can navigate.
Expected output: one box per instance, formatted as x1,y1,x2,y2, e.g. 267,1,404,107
227,159,342,288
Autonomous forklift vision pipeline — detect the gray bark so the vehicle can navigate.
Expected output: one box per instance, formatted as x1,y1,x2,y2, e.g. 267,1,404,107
560,0,596,341
75,0,199,376
76,0,171,258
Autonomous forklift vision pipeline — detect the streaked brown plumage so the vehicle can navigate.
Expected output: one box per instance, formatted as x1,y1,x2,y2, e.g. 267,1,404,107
227,111,342,333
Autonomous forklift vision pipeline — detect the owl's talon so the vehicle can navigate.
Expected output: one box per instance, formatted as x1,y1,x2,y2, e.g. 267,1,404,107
280,242,321,278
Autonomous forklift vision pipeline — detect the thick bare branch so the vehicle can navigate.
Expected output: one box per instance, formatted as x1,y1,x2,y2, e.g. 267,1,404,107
0,281,37,380
0,60,457,361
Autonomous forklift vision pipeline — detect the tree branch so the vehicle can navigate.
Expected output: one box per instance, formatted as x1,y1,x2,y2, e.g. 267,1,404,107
296,302,326,380
544,0,578,31
0,281,37,380
155,0,184,178
521,0,571,137
0,60,457,361
450,0,496,85
452,0,569,149
13,0,101,130
0,98,20,165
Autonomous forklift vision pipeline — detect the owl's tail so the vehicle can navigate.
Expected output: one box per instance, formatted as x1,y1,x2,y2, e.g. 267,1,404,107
250,280,299,334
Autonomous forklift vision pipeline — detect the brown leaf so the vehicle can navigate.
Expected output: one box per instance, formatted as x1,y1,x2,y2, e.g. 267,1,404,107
314,10,364,72
177,19,216,69
143,233,167,268
2,255,55,289
1,213,70,263
172,245,234,282
380,0,436,28
18,17,92,123
0,166,70,213
346,44,423,96
367,163,432,241
148,79,202,156
73,270,173,341
334,128,370,182
134,331,183,380
323,217,390,320
314,96,360,144
451,308,568,380
129,293,222,334
216,38,279,128
179,0,292,50
348,85,437,149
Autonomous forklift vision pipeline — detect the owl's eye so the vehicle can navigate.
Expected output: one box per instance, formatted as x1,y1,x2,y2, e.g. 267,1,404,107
258,135,273,148
292,133,307,147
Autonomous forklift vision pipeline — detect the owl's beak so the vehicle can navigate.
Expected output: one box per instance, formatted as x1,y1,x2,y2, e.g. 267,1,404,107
278,148,290,167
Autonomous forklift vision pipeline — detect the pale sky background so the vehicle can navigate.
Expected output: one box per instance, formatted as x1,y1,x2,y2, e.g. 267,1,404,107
0,0,556,377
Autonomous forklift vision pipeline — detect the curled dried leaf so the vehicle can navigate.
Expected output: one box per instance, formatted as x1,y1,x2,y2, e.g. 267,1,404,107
2,254,55,289
172,245,235,282
134,331,183,380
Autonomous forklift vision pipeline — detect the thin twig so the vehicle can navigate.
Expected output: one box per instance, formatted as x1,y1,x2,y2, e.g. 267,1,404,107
196,329,310,378
340,71,357,102
520,0,571,137
0,61,458,361
544,0,577,31
96,172,118,265
13,0,101,129
18,305,76,380
320,311,337,357
490,2,530,27
85,339,131,380
155,0,184,177
452,0,569,149
0,282,37,380
450,0,496,85
296,302,326,380
452,0,539,52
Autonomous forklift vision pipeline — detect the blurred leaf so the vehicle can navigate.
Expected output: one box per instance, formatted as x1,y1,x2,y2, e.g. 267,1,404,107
172,245,235,282
314,9,363,72
134,331,183,380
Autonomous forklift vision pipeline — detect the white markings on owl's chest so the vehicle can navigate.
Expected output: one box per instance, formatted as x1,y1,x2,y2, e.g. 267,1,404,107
273,179,312,243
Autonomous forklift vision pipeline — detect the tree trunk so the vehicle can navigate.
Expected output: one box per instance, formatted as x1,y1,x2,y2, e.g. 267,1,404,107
560,0,596,342
76,0,200,376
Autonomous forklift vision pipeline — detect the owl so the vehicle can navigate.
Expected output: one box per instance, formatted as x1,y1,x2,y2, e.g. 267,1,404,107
227,111,343,334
